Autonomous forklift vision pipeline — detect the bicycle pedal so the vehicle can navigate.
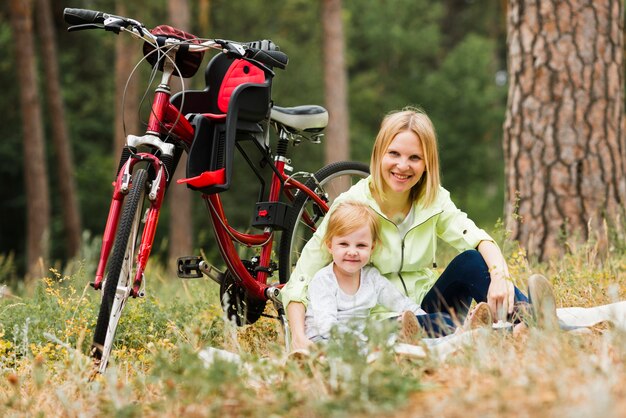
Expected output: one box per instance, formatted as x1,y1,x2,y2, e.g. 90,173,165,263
177,256,203,278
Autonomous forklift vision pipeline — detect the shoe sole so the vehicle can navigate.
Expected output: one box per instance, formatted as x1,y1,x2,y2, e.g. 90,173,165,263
399,311,421,344
465,302,493,330
528,274,558,331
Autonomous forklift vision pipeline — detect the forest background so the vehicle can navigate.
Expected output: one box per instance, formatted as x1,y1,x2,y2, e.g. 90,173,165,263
0,0,509,278
1,2,625,416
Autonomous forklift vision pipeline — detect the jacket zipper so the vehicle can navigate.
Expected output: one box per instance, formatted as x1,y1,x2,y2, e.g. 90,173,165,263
398,241,409,296
398,210,443,296
370,205,443,297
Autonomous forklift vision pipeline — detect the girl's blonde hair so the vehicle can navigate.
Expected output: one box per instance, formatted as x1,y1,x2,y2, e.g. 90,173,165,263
322,201,381,249
369,107,440,207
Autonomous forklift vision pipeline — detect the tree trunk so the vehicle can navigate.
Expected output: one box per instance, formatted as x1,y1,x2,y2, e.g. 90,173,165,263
114,1,141,159
198,0,211,37
35,0,82,259
167,0,193,273
503,0,626,261
321,0,350,165
9,0,51,279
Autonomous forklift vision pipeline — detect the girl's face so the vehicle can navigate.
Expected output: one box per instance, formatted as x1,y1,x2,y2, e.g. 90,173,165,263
327,225,374,279
380,130,426,197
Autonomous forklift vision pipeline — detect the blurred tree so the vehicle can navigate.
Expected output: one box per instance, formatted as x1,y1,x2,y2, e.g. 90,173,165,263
204,0,325,236
198,0,211,36
0,0,522,274
344,1,508,226
60,0,118,239
35,0,82,259
344,0,443,163
167,0,193,274
424,34,507,224
321,0,349,165
114,1,140,159
9,0,50,279
0,14,26,267
503,0,626,261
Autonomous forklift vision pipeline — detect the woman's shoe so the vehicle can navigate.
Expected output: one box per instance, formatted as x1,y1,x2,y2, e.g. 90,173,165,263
463,302,493,331
528,274,559,331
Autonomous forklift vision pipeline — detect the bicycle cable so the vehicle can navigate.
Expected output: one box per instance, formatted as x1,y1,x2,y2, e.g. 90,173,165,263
121,36,192,183
204,198,274,248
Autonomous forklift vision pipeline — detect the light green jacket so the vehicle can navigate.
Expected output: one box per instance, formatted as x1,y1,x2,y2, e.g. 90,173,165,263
280,176,494,319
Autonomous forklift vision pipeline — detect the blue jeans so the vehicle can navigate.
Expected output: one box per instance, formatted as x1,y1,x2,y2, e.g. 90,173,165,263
416,250,529,336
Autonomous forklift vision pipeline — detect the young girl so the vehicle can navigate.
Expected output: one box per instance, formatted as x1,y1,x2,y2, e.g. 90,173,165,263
305,201,426,342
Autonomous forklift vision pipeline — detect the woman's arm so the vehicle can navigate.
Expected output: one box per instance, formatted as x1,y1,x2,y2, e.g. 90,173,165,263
434,188,512,318
282,231,330,351
287,302,313,350
280,216,333,309
287,269,339,350
478,240,515,318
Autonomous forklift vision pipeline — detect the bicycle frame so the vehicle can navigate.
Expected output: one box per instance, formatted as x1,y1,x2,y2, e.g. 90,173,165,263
93,54,329,302
204,164,328,300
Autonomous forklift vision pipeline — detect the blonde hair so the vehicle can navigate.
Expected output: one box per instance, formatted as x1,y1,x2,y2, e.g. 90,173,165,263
322,201,381,249
369,106,440,207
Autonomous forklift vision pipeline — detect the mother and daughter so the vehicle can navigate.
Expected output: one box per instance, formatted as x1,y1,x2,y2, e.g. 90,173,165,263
281,107,554,350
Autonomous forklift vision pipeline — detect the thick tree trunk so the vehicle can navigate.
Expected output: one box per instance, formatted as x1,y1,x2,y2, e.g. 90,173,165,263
167,0,193,273
114,1,141,159
321,0,350,165
35,0,82,259
503,0,626,261
9,0,51,278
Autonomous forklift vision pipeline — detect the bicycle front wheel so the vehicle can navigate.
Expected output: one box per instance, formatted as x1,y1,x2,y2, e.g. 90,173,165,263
278,161,369,283
92,168,149,372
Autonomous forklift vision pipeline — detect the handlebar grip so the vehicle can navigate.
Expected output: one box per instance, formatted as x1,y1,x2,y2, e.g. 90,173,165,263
247,49,289,70
63,8,106,25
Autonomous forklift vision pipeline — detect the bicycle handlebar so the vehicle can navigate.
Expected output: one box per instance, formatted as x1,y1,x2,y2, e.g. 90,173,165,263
247,48,289,70
62,7,288,70
64,8,106,25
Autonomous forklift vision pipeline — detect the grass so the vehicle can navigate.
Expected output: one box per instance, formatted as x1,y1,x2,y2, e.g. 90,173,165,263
0,239,625,417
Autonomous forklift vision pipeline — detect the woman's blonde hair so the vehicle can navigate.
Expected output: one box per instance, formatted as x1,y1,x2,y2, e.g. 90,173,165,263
369,107,440,207
322,201,381,249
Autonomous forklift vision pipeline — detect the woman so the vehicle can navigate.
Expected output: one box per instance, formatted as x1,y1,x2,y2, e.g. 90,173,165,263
281,107,529,350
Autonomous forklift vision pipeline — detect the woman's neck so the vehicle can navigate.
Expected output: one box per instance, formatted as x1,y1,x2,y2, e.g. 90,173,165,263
377,190,412,220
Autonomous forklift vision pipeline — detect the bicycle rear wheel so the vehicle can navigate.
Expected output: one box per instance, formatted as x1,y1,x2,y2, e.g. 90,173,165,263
278,161,369,283
92,168,149,372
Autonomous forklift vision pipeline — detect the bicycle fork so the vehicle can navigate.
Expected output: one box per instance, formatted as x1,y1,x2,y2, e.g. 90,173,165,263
92,150,168,295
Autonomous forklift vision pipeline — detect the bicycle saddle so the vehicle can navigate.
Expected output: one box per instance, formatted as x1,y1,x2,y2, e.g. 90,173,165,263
270,105,328,133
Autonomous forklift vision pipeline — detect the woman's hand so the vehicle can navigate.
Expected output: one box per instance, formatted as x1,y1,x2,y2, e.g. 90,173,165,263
478,241,515,319
291,334,314,351
287,301,313,351
487,269,515,320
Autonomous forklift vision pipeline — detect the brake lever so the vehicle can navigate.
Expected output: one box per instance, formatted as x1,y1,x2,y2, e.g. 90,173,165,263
67,23,103,32
215,39,246,58
103,17,129,34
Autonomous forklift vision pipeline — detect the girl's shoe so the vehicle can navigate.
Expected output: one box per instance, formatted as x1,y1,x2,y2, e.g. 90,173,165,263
398,311,421,344
528,274,559,331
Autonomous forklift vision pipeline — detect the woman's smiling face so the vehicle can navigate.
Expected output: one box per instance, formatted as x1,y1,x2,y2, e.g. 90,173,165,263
380,130,426,196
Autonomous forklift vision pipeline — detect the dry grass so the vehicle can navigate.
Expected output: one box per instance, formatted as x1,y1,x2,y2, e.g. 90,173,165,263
1,242,625,417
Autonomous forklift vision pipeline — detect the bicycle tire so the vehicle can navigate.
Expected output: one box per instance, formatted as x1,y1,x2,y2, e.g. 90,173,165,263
278,161,370,283
92,168,149,370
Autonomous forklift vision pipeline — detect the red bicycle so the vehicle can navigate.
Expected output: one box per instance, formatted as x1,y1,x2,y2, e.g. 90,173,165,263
64,8,369,372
